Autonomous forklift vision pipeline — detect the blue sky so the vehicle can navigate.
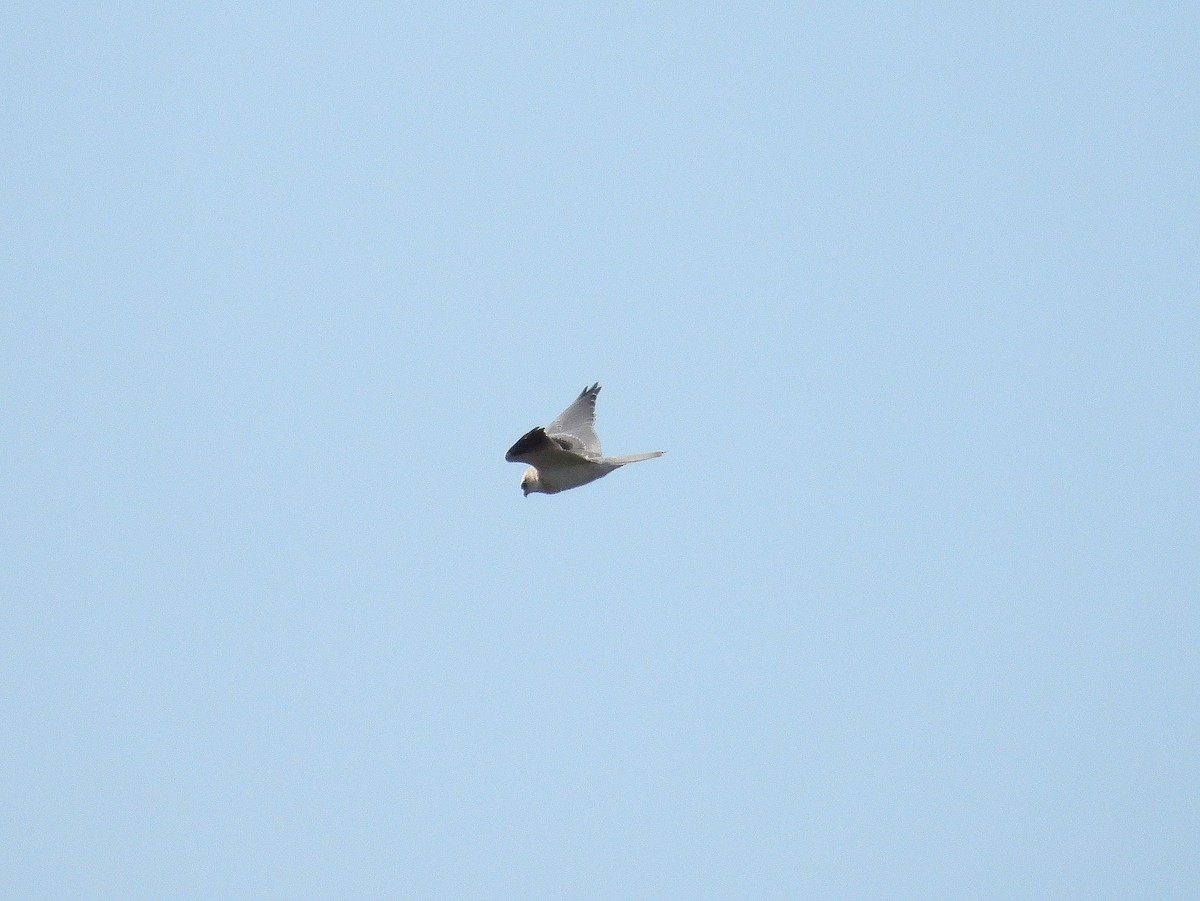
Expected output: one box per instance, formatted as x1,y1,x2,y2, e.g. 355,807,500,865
4,3,1197,898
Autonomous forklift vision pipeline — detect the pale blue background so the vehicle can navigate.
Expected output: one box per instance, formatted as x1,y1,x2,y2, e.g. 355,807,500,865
4,3,1197,898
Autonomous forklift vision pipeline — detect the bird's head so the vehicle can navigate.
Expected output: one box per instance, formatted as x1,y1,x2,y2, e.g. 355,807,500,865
520,467,540,497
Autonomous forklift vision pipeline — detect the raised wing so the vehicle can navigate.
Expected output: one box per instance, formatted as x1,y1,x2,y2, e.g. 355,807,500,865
545,383,602,456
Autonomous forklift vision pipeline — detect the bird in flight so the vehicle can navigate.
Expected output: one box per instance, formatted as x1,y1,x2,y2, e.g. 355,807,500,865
505,383,664,496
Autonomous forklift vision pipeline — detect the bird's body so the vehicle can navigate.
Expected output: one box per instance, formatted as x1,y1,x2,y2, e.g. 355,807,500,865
505,384,663,496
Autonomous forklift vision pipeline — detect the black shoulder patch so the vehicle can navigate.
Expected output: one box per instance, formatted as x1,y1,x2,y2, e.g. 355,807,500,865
505,427,555,461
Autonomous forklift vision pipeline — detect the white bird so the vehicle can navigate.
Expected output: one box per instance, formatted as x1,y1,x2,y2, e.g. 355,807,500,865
505,383,664,496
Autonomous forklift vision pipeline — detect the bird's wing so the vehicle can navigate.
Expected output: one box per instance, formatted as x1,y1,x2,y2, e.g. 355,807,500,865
505,427,595,467
545,383,602,456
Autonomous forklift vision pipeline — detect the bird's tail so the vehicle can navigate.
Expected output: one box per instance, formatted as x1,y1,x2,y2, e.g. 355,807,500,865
606,451,665,465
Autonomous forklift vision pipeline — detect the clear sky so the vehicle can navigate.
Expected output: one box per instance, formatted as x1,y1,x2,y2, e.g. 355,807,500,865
4,3,1197,898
